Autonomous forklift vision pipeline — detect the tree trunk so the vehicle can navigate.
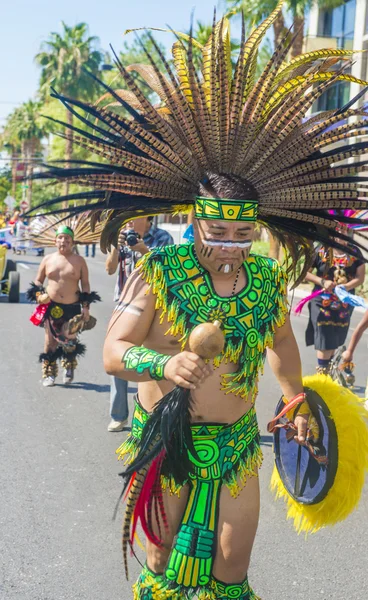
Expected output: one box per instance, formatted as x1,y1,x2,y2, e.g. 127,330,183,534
64,108,74,201
273,11,287,47
291,14,305,59
11,146,18,199
26,140,34,209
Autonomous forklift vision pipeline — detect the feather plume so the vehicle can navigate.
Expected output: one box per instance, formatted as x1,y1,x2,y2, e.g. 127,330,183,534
26,3,368,267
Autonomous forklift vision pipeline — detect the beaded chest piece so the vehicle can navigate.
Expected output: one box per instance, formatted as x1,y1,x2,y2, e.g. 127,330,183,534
138,244,288,400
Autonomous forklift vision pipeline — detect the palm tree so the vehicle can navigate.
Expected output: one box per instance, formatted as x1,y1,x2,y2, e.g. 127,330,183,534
2,101,48,208
226,0,346,57
35,22,105,193
0,116,21,200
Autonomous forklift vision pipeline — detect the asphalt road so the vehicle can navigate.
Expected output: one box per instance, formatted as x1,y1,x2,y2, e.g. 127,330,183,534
0,249,367,600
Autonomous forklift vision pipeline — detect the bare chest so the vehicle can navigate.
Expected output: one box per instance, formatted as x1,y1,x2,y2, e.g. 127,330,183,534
46,257,80,283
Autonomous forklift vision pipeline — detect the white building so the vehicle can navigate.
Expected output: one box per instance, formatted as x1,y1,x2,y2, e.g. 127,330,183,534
306,0,368,109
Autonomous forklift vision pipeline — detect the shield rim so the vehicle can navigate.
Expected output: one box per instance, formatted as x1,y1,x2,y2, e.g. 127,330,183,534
273,387,338,505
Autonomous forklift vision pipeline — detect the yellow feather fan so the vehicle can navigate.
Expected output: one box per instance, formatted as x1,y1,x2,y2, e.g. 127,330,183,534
271,374,368,534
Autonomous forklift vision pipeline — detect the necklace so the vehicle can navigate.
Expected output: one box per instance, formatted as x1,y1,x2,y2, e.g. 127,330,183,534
231,266,242,296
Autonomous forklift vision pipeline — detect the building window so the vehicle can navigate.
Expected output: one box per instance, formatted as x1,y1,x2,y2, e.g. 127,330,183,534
319,0,356,48
362,40,368,81
315,0,356,111
316,81,351,111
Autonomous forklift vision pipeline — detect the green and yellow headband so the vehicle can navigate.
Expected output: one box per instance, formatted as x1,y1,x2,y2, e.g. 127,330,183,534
194,197,258,222
56,225,74,239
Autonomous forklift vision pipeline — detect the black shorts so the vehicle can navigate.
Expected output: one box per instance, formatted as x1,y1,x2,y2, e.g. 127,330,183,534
47,301,81,323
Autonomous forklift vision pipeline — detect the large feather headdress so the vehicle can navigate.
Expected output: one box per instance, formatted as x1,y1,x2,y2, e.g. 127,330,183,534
28,212,102,247
29,0,368,278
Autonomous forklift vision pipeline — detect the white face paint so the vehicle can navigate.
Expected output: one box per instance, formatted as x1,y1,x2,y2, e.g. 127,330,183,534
224,264,231,273
202,239,252,248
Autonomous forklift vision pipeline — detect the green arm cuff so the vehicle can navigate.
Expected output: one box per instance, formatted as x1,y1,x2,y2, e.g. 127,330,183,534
122,346,171,381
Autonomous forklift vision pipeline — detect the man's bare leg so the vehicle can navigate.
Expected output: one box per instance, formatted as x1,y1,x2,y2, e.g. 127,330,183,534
146,485,189,573
133,486,188,599
316,349,335,375
40,322,59,387
212,475,260,597
134,477,260,599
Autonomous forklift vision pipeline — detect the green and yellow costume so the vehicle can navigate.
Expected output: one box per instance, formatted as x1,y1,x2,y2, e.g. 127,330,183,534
115,244,287,599
119,400,262,600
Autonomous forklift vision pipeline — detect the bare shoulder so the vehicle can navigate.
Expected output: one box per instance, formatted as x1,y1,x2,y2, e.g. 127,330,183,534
41,254,52,268
120,267,153,304
71,253,87,268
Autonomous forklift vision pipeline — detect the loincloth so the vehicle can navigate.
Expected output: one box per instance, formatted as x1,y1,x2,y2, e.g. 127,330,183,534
118,397,263,596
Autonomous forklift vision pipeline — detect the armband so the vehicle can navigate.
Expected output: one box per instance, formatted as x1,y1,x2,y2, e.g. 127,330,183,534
79,291,101,308
122,346,171,381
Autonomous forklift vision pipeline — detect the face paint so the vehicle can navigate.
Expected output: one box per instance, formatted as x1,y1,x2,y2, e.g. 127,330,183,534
224,264,230,273
202,238,252,249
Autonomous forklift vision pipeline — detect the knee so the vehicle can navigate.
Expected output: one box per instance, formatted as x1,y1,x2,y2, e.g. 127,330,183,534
217,549,249,583
146,543,170,574
214,534,253,583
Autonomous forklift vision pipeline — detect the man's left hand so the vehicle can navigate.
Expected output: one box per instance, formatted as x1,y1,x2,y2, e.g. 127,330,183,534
82,306,90,322
130,240,149,255
293,413,308,444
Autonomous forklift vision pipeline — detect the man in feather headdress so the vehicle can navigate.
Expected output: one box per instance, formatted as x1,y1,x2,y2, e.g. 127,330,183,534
27,225,100,387
104,192,308,600
26,1,368,597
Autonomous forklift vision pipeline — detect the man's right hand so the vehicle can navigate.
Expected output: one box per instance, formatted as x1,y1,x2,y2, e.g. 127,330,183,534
322,279,335,292
164,352,212,389
341,349,353,362
118,231,127,247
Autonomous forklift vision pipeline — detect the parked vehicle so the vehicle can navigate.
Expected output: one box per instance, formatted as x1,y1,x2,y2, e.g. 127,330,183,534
0,246,20,302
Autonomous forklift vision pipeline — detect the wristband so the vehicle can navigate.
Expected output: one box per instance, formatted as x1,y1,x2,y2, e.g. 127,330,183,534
26,282,46,303
122,346,171,381
78,291,101,308
283,392,309,420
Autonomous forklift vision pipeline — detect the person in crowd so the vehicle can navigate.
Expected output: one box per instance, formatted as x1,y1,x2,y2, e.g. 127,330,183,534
342,311,368,408
85,243,96,258
26,225,100,386
105,216,174,432
304,232,365,376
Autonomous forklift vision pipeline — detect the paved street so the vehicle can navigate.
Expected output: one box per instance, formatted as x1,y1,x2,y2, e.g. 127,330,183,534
0,250,367,600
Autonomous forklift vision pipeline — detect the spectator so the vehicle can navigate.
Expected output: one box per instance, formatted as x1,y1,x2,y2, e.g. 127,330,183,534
85,244,96,258
105,216,174,432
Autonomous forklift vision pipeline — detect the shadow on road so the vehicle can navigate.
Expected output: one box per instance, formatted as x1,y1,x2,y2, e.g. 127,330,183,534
0,292,31,305
66,382,110,393
352,385,366,395
260,435,273,447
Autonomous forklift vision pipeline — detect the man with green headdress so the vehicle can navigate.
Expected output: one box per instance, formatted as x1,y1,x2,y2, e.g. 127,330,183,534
103,185,309,600
27,225,100,387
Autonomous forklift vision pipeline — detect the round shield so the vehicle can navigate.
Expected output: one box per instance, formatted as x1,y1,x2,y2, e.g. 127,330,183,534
273,388,338,505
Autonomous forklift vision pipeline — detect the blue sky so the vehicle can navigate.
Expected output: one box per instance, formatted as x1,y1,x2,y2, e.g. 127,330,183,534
1,0,233,127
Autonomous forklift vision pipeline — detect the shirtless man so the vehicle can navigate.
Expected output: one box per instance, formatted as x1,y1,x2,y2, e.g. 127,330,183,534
104,216,307,600
28,225,97,387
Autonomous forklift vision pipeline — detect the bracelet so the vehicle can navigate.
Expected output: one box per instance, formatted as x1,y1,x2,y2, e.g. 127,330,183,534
122,346,171,381
283,392,307,407
26,282,46,303
320,278,325,289
78,291,101,307
267,392,307,433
